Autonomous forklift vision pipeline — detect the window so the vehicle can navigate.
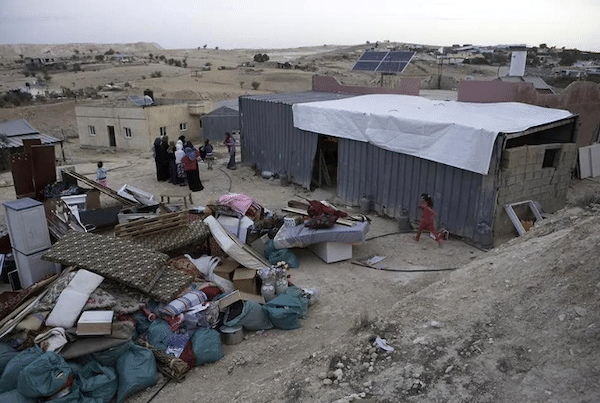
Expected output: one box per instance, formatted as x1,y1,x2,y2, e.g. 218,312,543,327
179,123,187,131
88,125,96,136
160,127,167,137
542,148,560,168
123,127,132,138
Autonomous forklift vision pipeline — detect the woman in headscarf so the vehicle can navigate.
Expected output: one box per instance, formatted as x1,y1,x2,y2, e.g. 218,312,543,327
224,132,236,170
174,140,187,186
156,136,170,181
181,144,204,192
166,140,180,184
153,137,162,180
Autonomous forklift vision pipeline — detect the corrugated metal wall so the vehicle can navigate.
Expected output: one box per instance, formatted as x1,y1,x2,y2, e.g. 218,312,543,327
239,91,501,246
337,137,501,245
202,107,240,141
240,92,353,188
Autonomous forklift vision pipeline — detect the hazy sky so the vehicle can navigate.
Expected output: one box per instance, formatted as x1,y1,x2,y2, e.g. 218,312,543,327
1,0,598,52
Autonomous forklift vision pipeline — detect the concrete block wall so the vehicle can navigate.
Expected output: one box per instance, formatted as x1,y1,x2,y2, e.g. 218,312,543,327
494,143,578,236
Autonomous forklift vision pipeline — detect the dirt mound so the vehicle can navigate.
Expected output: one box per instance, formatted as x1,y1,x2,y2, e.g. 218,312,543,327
242,206,600,403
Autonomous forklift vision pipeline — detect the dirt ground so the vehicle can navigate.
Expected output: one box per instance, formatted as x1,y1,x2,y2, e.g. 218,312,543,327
0,44,599,403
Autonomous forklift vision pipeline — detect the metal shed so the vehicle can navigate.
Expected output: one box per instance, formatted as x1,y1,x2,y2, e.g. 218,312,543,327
240,91,354,188
239,92,578,248
0,119,61,171
202,105,240,141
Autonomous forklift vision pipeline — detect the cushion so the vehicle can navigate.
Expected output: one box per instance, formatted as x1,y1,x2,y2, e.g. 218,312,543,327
42,231,168,294
145,263,195,303
128,220,211,254
34,272,116,313
46,269,104,328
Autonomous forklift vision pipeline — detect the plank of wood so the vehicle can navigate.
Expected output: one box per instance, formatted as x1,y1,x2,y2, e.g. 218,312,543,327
287,200,310,210
63,171,138,206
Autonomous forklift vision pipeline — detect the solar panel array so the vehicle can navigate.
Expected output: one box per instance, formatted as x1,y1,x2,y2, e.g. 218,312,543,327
352,51,415,74
128,95,154,106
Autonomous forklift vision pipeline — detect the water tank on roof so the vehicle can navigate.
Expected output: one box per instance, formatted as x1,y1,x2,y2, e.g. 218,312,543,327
509,51,527,77
143,89,154,102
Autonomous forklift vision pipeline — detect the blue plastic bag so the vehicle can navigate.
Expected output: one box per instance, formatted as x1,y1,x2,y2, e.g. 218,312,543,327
90,342,132,368
17,351,72,398
263,286,309,330
115,344,158,403
0,389,36,403
225,300,273,331
264,241,299,268
77,360,117,403
190,328,224,366
147,319,174,351
0,346,44,392
0,342,19,375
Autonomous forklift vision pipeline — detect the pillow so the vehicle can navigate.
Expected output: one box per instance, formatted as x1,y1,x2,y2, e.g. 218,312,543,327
45,269,104,328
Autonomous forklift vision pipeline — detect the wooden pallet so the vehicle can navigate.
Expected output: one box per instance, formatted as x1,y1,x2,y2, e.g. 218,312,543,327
114,210,189,239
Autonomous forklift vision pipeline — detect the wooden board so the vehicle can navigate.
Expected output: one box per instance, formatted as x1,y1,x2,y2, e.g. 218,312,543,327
64,171,138,206
114,210,189,238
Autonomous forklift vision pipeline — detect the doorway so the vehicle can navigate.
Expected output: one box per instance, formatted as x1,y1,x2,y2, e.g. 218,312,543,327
311,135,338,189
108,126,116,147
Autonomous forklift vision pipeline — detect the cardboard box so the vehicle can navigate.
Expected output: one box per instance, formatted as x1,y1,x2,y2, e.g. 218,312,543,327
249,234,269,257
232,268,258,294
76,310,113,336
309,242,352,263
218,290,265,311
213,258,240,281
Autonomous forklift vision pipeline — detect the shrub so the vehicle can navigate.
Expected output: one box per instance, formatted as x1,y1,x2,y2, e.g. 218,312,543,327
251,81,260,90
150,71,162,78
573,191,600,208
253,53,269,63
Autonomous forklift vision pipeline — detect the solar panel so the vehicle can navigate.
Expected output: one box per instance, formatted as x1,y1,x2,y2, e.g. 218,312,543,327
128,95,154,106
357,51,387,61
352,51,415,74
353,61,381,71
385,51,414,61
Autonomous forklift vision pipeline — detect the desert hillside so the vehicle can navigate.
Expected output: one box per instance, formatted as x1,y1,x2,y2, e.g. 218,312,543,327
0,42,163,60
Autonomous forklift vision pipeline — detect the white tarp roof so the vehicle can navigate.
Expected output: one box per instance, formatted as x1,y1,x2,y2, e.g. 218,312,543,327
292,94,574,175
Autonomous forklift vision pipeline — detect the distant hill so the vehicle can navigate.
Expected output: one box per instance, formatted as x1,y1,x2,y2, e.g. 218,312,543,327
0,42,163,60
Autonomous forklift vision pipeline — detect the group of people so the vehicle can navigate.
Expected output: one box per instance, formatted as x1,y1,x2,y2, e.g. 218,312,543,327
152,132,237,192
153,134,226,193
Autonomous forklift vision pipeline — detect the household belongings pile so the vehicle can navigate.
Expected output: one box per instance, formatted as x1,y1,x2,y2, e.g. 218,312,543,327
0,194,315,402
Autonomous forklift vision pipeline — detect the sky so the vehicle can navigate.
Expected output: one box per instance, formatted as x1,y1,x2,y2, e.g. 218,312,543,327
1,0,598,52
